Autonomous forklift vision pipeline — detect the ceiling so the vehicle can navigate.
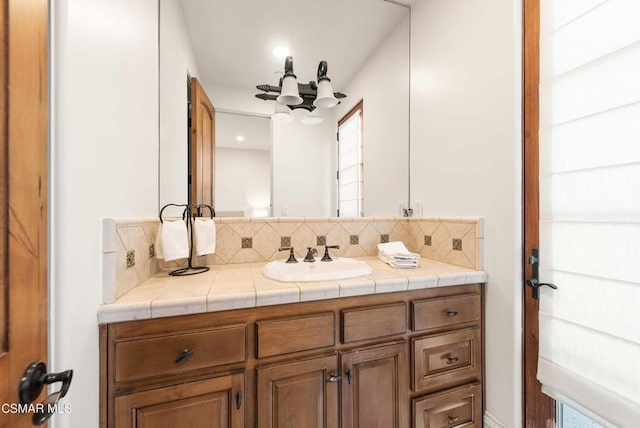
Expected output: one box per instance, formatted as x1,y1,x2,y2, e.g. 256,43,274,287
179,0,409,93
216,112,271,151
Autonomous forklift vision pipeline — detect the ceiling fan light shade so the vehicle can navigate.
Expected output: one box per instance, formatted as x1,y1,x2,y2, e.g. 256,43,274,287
277,75,303,105
313,79,338,109
271,102,293,123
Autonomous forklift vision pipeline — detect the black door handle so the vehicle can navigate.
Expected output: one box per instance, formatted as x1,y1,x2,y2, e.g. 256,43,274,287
527,248,558,299
19,361,73,425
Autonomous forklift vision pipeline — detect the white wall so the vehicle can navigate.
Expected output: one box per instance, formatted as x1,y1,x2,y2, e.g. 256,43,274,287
51,0,159,426
159,0,200,208
410,1,522,427
335,14,410,216
272,109,335,217
215,148,271,216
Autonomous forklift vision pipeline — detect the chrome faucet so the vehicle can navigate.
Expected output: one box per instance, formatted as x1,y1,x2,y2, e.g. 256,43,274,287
303,247,317,262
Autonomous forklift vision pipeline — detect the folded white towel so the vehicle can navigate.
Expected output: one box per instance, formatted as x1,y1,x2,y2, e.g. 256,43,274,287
377,242,419,258
377,241,419,268
155,220,189,261
378,254,419,269
193,218,216,256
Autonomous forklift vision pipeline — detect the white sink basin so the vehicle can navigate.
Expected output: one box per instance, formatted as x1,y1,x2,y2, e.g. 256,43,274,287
262,257,373,282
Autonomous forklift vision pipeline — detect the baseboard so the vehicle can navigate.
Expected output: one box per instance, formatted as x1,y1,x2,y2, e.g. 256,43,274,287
484,411,509,428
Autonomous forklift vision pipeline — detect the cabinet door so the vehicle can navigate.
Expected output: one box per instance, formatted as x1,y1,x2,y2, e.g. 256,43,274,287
114,372,244,428
341,342,409,428
257,354,339,428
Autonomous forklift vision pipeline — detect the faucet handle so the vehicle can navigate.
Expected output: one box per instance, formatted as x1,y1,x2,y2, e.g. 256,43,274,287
303,247,318,262
321,245,340,262
278,246,298,264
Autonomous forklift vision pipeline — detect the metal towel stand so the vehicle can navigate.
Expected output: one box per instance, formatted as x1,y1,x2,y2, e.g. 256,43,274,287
158,203,216,276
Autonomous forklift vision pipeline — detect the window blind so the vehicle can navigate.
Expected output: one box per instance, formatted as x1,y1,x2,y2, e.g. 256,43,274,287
538,0,640,426
338,108,363,217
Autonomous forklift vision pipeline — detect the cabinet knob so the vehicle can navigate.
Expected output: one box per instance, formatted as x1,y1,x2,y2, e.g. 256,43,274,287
327,373,342,383
448,414,460,424
446,354,459,364
174,348,194,364
236,391,242,410
446,310,458,317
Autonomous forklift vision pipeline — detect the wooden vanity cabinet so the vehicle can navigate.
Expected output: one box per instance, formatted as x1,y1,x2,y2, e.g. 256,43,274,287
100,283,484,428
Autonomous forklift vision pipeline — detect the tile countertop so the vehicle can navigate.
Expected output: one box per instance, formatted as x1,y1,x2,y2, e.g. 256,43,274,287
97,257,488,324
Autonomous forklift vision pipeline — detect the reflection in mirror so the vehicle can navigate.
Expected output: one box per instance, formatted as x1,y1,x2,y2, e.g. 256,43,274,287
159,0,410,217
215,112,271,217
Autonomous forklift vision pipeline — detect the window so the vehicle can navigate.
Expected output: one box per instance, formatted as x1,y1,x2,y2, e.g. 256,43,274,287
537,0,640,425
337,101,363,217
559,403,602,428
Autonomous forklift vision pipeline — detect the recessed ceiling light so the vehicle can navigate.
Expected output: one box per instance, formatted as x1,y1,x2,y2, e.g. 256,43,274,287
236,135,245,142
272,46,290,58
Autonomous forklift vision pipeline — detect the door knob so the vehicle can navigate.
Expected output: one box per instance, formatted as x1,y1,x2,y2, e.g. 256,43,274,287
19,361,73,425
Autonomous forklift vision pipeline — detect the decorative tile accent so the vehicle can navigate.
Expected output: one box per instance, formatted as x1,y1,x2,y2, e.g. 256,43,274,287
104,216,484,305
126,250,135,268
453,239,462,251
241,237,253,249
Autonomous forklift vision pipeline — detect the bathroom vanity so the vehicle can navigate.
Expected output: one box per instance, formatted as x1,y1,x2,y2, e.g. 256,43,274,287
99,258,485,427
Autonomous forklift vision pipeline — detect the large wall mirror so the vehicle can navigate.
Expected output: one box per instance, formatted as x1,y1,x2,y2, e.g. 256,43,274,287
159,0,410,217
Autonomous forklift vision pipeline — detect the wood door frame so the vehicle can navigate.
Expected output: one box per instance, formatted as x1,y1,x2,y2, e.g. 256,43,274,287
523,0,556,426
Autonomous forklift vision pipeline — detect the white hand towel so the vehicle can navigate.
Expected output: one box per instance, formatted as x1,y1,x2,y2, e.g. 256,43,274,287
377,241,419,259
377,241,419,269
155,220,189,261
193,218,216,256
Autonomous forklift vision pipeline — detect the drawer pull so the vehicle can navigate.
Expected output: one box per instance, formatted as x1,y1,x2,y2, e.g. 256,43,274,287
327,373,342,383
446,310,458,317
446,354,459,364
448,414,460,424
236,391,242,410
174,348,194,364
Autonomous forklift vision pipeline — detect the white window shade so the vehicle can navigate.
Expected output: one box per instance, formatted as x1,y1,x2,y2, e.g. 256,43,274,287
538,0,640,426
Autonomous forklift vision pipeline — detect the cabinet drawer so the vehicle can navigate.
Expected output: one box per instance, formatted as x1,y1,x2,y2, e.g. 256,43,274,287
412,327,481,393
115,324,246,383
413,383,482,428
341,303,406,343
412,294,480,332
256,312,335,358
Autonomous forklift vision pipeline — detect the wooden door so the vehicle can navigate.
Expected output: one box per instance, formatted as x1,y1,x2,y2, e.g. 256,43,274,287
522,0,556,426
114,373,245,428
0,0,50,427
190,78,215,208
256,355,339,428
340,342,408,428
